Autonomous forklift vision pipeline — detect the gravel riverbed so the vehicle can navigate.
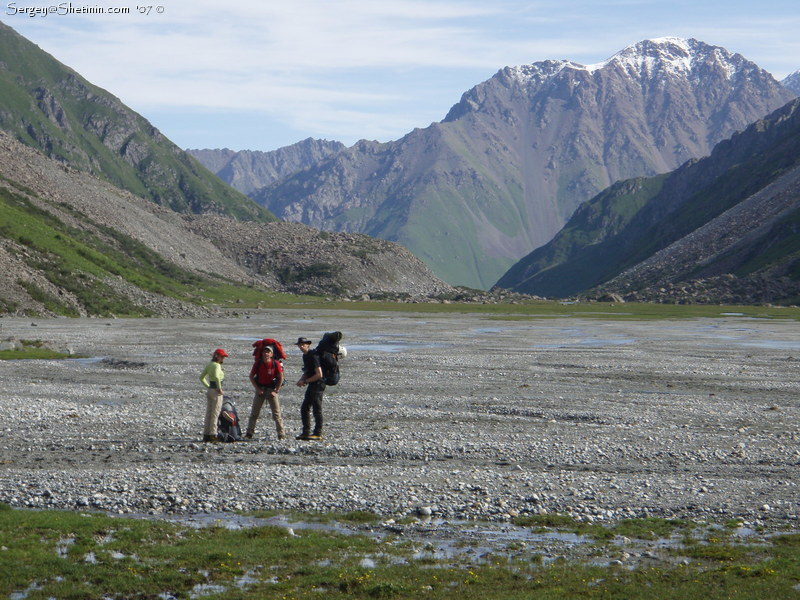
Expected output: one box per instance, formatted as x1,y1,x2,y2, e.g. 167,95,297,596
1,310,798,536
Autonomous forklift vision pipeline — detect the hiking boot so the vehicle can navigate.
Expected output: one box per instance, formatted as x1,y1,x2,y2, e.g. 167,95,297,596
203,435,219,443
308,432,323,440
244,433,253,440
296,433,311,440
277,432,286,440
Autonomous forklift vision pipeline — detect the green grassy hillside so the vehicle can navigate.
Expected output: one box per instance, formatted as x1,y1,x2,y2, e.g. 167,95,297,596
0,22,274,222
0,176,263,316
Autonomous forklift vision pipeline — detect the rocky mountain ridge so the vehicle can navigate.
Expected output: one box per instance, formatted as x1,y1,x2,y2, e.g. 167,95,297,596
0,131,453,317
196,38,795,290
496,97,800,305
187,138,345,196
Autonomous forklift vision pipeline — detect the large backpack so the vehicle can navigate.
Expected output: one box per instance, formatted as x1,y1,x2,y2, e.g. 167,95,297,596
315,331,342,386
252,338,287,361
217,400,243,442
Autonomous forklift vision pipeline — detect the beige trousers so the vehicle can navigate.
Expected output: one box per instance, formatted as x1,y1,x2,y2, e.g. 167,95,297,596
247,388,285,438
204,387,223,437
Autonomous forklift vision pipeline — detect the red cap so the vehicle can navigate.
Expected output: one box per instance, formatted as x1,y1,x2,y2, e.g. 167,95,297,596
214,348,229,357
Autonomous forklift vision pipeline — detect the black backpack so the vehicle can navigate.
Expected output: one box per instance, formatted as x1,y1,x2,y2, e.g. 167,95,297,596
315,331,342,386
217,400,243,442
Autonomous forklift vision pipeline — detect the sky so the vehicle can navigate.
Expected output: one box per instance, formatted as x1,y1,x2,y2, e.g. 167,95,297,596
3,0,799,152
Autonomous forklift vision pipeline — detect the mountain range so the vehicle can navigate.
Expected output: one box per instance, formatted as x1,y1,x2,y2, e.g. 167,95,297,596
194,38,796,290
3,23,799,310
188,139,345,197
497,97,800,304
0,129,453,316
0,24,453,316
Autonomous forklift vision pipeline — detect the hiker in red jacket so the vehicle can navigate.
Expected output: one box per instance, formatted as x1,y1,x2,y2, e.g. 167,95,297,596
246,343,285,440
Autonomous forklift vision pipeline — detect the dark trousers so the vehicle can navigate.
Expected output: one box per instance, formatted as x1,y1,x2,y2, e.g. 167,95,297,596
300,381,325,435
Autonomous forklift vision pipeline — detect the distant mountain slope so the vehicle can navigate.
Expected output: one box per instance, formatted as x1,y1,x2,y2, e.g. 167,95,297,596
496,98,800,304
0,22,272,222
188,138,345,196
0,131,453,317
783,70,800,95
250,38,794,289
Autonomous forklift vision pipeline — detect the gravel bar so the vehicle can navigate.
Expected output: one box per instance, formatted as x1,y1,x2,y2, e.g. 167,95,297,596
1,310,798,531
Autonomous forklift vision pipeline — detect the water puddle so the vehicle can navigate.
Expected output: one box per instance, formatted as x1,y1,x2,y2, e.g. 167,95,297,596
189,583,226,598
533,338,635,349
402,522,595,565
9,583,42,600
741,339,800,351
72,357,105,366
347,343,415,353
55,537,74,557
470,327,510,335
135,512,599,565
347,341,449,353
73,357,149,368
159,568,272,600
131,511,781,572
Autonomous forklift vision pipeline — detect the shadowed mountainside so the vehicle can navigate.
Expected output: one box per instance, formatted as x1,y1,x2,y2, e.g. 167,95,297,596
496,98,800,305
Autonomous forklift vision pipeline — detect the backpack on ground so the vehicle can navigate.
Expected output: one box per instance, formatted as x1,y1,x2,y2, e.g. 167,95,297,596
315,331,342,386
217,400,243,442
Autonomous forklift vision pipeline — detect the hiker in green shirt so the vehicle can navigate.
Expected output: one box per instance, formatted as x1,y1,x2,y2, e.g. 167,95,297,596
200,348,228,442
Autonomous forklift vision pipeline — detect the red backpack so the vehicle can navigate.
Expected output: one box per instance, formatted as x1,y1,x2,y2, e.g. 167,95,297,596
252,338,287,361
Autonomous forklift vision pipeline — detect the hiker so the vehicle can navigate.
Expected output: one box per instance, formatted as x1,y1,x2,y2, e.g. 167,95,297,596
295,336,325,440
199,348,228,442
246,343,286,440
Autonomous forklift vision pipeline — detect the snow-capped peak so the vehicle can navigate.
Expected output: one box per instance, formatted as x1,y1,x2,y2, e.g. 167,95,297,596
586,37,695,74
497,38,758,94
506,38,746,87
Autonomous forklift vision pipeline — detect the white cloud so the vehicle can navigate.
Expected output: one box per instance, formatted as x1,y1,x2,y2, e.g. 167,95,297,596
5,0,799,149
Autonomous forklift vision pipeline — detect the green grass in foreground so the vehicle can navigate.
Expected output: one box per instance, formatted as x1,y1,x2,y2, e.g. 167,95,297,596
1,505,798,600
0,347,74,360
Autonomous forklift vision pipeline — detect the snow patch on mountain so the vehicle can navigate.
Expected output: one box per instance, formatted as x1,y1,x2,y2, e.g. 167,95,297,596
507,37,742,87
504,59,578,86
589,37,695,76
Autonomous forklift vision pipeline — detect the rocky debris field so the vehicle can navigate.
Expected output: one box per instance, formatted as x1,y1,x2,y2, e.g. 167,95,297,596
1,310,798,549
0,131,453,317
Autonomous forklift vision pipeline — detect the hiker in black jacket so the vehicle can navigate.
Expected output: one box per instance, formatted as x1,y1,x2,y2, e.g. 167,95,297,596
295,337,325,440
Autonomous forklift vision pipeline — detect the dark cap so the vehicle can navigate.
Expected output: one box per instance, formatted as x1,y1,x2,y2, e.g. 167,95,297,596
295,337,312,345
